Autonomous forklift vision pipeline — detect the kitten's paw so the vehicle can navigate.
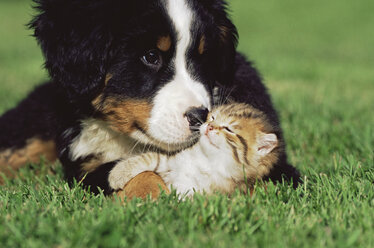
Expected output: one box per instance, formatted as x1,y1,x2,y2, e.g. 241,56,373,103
108,162,134,190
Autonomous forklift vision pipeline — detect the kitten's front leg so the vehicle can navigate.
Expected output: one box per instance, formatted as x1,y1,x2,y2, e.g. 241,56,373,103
108,153,162,191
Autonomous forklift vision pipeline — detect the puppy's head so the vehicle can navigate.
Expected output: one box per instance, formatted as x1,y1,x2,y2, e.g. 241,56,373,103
31,0,238,151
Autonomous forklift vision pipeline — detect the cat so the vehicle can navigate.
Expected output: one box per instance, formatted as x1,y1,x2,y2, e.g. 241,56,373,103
109,103,281,197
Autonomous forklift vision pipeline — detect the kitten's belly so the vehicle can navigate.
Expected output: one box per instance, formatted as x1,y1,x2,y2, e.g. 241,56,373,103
163,169,236,196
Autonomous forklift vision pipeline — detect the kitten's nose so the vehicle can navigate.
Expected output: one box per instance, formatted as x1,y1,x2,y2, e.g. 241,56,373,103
184,106,209,130
205,124,214,135
207,124,214,131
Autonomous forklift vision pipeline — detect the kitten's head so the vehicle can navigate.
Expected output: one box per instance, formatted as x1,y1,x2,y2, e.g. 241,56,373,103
199,103,280,173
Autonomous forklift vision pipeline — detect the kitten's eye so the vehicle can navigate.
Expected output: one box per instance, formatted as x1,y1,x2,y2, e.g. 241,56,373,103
210,116,215,121
224,126,234,133
141,49,162,69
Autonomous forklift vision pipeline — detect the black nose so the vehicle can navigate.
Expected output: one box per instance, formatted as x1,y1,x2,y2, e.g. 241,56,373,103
184,107,209,130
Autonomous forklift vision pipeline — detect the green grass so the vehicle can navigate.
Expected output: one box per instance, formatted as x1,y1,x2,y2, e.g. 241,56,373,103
1,0,373,247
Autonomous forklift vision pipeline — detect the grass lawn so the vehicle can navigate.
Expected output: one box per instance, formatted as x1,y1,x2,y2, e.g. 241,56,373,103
1,0,373,247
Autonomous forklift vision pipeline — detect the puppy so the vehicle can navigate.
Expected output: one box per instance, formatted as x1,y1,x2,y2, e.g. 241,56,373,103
0,0,301,194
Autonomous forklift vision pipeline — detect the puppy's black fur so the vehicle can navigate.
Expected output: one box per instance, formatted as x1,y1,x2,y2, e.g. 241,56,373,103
0,0,301,192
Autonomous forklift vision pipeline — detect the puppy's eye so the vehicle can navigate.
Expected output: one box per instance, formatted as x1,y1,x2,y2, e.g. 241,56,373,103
224,126,234,133
141,50,162,69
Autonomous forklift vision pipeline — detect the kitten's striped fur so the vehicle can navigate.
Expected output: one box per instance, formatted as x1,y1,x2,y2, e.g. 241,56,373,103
109,103,281,197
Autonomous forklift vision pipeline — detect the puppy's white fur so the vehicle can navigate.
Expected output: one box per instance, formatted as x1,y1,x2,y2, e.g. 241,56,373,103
69,119,143,162
69,1,212,173
147,0,211,147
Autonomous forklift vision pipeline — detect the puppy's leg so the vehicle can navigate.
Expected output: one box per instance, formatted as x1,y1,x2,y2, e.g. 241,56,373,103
0,82,63,183
72,156,168,199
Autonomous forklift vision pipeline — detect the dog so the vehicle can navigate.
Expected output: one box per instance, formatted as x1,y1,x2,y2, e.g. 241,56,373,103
0,0,301,195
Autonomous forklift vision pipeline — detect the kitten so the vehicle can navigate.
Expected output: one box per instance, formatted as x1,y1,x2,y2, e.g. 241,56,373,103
109,103,281,197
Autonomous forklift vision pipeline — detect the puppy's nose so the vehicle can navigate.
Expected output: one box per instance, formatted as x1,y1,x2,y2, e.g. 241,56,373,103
184,107,209,129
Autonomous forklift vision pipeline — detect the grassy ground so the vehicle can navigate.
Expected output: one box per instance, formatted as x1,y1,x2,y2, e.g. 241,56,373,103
1,0,373,247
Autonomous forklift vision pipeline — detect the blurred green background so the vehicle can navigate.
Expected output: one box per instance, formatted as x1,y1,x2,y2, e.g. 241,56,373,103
0,1,373,247
1,0,373,113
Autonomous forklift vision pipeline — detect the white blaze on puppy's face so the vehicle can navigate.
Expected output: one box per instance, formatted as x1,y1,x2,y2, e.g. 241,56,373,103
145,0,211,149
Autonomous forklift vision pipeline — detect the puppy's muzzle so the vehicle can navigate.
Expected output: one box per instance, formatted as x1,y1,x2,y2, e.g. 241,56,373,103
184,107,209,131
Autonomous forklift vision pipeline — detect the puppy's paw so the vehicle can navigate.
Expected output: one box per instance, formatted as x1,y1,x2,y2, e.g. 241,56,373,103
118,171,170,200
108,162,134,190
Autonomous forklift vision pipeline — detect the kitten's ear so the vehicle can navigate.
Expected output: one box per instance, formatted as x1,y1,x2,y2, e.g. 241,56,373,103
257,133,278,156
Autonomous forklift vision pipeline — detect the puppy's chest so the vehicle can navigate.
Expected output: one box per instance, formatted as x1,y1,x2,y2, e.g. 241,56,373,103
68,119,144,163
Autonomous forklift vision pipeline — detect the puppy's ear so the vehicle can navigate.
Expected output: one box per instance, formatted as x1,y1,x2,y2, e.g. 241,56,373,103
217,17,238,83
209,1,238,84
29,0,114,103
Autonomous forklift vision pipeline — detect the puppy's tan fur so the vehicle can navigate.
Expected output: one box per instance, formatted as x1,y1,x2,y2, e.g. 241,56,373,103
116,171,170,200
0,138,57,184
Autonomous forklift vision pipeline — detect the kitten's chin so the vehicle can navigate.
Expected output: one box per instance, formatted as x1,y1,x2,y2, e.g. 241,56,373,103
199,135,221,151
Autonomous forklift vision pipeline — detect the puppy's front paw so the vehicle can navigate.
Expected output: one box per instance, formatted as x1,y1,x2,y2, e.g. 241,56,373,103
108,163,133,190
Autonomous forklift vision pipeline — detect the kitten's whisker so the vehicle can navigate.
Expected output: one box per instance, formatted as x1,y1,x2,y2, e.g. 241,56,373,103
217,88,225,106
222,86,236,106
128,137,142,156
141,137,152,154
145,142,152,153
215,85,227,106
219,86,231,105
